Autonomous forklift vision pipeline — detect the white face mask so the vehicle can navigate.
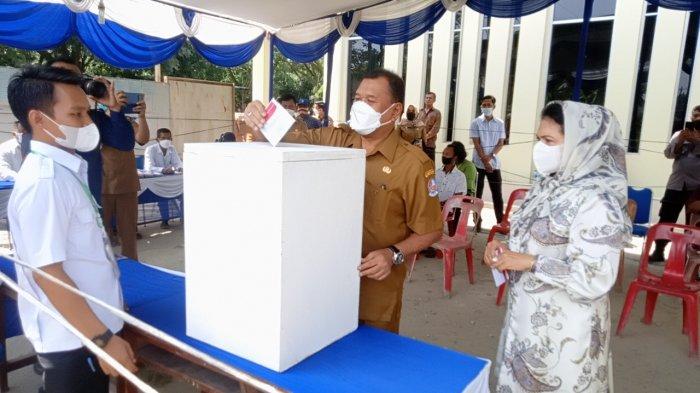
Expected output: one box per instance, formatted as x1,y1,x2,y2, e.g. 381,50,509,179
481,107,494,117
159,139,172,149
347,101,396,136
41,112,100,152
532,141,564,176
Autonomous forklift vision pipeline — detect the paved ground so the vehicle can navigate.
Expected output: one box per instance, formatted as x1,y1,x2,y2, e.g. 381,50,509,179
3,206,699,392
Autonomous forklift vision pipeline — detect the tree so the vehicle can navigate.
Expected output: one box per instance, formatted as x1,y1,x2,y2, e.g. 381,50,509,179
272,49,324,102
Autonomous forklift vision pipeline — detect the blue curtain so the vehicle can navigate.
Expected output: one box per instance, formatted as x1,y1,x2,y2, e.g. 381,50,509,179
0,1,73,50
466,0,561,17
76,12,185,69
191,35,265,68
645,1,700,11
356,1,447,45
272,30,340,63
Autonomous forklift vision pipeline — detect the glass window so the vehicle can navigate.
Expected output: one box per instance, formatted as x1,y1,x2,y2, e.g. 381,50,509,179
402,43,408,81
504,24,521,142
628,12,658,153
545,18,614,105
554,0,617,22
672,12,699,133
475,16,490,117
425,32,434,94
446,30,461,141
347,38,384,115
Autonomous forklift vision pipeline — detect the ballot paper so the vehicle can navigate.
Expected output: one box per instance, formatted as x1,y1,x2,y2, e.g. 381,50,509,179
260,99,295,147
491,268,507,287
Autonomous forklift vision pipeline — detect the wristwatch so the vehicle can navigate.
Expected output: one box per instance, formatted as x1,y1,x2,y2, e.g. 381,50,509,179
91,329,114,349
388,245,405,265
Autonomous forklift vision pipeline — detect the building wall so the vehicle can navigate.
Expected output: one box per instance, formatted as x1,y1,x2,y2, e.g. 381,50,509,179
328,2,698,218
0,68,235,156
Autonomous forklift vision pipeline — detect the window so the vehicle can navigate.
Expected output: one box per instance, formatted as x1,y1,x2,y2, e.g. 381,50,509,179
672,12,699,133
504,19,521,142
545,0,616,105
425,32,434,94
446,10,463,141
628,6,659,153
475,16,491,117
347,37,384,115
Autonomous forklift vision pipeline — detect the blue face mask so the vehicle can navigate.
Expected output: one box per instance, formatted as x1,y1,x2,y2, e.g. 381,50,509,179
96,103,109,112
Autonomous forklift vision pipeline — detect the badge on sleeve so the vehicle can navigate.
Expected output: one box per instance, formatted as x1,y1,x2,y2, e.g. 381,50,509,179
428,178,438,198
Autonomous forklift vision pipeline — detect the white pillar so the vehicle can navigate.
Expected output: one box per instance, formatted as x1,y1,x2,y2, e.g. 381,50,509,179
604,0,647,138
428,12,455,143
454,8,484,144
639,9,689,146
629,8,690,198
328,37,350,123
405,34,429,112
483,17,514,120
502,7,553,184
383,44,404,76
252,34,272,103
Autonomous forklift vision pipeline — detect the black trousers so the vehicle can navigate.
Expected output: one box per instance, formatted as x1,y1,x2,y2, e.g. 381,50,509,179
476,168,504,223
655,187,693,250
37,347,108,393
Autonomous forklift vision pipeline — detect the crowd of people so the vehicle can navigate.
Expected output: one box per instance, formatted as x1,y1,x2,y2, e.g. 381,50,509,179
2,58,699,393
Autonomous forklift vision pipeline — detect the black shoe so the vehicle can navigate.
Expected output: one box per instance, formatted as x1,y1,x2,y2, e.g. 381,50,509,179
136,232,143,240
648,249,666,264
160,221,171,230
475,218,482,233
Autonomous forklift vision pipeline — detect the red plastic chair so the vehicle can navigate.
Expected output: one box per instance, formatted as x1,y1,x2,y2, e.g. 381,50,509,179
616,223,700,357
431,195,483,297
486,188,528,306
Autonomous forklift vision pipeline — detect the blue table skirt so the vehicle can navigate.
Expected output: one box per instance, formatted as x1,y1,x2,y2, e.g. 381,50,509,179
0,258,489,392
119,260,489,392
0,181,13,191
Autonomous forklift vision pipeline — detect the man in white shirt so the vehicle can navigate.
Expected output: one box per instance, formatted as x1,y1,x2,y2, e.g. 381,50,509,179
470,95,506,231
436,145,467,204
0,122,26,181
144,128,183,228
6,65,136,392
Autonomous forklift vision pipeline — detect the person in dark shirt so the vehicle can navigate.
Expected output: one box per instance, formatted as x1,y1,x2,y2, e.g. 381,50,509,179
297,98,322,129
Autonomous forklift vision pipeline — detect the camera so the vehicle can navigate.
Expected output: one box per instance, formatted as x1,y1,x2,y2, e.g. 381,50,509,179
81,75,108,100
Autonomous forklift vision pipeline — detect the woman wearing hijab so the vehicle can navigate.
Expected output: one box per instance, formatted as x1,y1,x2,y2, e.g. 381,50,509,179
485,101,631,392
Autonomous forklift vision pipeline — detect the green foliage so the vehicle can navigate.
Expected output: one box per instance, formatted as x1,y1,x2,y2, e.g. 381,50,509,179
272,49,324,102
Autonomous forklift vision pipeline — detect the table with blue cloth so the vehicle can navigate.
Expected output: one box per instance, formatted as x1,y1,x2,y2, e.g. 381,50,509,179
137,174,183,225
0,181,14,222
0,258,490,392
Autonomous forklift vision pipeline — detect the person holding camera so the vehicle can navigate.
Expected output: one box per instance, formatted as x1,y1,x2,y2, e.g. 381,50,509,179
649,105,700,262
49,57,149,260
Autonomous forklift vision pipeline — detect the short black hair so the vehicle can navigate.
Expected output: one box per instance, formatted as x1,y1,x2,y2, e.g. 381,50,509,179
362,69,405,105
157,128,172,138
46,56,80,69
426,91,436,98
481,95,496,105
278,93,297,104
541,102,565,129
693,105,700,113
7,65,84,133
449,141,468,164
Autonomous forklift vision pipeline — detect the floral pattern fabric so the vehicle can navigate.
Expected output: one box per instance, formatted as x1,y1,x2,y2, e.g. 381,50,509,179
495,101,632,392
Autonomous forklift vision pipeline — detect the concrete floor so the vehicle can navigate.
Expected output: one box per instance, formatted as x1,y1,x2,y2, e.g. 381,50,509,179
3,207,700,392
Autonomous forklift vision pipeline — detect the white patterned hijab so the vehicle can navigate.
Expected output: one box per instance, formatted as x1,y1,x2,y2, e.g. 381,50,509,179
509,101,632,253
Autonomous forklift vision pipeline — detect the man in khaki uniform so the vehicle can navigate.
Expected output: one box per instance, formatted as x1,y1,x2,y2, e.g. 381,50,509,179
243,69,442,333
399,104,424,146
417,92,441,161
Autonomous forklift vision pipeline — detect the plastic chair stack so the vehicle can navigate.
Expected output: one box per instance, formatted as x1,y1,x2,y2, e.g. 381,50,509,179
486,188,528,306
431,196,483,298
616,223,700,357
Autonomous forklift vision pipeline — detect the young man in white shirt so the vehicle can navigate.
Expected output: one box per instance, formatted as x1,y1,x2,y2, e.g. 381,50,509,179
436,144,468,204
0,122,26,181
470,95,506,231
7,65,136,392
144,128,183,229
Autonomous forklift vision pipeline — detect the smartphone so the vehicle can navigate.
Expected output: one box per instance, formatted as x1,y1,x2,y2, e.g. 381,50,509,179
124,93,145,114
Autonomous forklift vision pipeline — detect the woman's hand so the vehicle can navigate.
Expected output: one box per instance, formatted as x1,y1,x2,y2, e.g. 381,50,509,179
484,239,504,267
494,249,536,272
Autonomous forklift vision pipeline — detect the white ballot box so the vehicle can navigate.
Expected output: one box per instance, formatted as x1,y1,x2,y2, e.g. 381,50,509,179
184,142,365,372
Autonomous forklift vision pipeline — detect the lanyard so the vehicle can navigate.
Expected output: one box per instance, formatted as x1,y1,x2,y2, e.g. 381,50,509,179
30,151,119,271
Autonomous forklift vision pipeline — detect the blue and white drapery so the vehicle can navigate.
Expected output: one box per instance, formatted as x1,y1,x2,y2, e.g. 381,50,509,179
0,0,265,69
644,1,700,11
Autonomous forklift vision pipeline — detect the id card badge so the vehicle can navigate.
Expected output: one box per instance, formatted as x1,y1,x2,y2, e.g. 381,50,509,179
260,99,295,147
